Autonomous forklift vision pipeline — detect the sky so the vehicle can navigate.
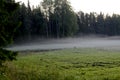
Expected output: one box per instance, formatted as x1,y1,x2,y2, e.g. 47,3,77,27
15,0,120,15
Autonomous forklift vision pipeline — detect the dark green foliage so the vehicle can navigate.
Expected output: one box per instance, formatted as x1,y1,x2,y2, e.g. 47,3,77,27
0,48,17,66
32,7,46,36
14,0,120,39
77,12,120,35
15,0,78,39
46,0,78,37
3,0,120,41
0,0,19,66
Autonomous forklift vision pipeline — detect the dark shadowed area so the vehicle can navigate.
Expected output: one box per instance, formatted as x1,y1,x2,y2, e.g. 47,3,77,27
6,35,120,51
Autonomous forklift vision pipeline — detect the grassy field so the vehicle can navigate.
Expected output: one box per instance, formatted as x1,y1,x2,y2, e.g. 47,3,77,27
1,48,120,80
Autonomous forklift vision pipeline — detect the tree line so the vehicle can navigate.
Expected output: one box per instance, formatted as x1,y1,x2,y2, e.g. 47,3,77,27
77,11,120,36
14,0,120,40
15,0,78,39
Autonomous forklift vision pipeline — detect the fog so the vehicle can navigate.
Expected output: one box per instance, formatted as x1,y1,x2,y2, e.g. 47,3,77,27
6,35,120,51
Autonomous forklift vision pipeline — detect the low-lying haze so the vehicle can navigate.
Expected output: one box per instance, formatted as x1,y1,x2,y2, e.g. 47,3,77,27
6,36,120,51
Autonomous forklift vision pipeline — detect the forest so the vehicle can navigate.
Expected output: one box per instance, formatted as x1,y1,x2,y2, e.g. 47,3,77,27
14,0,120,40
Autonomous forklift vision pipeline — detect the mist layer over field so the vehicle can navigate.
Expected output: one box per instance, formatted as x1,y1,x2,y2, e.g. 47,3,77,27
6,35,120,51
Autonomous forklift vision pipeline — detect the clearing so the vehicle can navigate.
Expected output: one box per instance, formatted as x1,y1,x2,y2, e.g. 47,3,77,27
1,48,120,80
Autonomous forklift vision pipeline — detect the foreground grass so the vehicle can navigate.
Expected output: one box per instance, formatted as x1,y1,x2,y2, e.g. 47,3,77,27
1,48,120,80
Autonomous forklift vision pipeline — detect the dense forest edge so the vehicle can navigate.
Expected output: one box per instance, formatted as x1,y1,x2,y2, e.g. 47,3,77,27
14,0,120,41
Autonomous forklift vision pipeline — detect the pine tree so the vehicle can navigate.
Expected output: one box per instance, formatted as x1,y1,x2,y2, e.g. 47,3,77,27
0,0,19,66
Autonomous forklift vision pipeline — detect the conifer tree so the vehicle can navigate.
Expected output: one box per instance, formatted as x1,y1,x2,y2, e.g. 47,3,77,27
0,0,19,66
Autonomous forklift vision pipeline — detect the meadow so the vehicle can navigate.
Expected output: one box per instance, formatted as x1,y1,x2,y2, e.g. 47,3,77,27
1,48,120,80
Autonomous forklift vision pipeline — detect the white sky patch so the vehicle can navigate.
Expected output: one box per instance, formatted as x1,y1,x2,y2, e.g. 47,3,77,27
16,0,41,7
15,0,120,15
69,0,120,15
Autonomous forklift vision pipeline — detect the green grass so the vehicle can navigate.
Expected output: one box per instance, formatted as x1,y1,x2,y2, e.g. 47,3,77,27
1,48,120,80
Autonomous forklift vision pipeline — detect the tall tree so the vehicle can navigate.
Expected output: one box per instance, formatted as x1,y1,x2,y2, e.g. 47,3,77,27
14,3,27,39
41,0,53,37
77,11,86,33
25,0,32,39
0,0,19,66
32,6,46,36
41,0,78,38
89,12,96,33
53,0,78,37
